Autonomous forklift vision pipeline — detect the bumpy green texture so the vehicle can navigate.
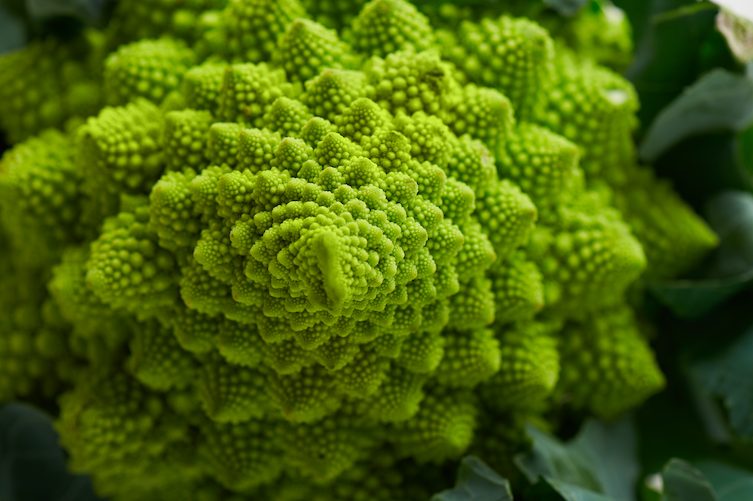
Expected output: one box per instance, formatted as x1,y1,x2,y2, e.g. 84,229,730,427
348,0,436,58
526,201,647,316
49,247,131,344
76,99,165,223
439,16,554,120
436,12,714,285
104,39,196,106
418,0,633,72
0,36,103,144
300,0,370,30
365,49,460,117
105,0,228,48
488,252,543,325
182,62,227,114
545,4,634,72
0,130,83,266
0,268,74,402
216,63,300,126
496,122,580,214
478,320,560,411
201,0,307,63
475,178,537,259
555,305,664,419
56,369,201,499
0,2,717,500
303,69,372,122
162,110,214,171
444,85,514,157
532,48,638,178
86,202,179,316
608,167,719,280
273,19,359,83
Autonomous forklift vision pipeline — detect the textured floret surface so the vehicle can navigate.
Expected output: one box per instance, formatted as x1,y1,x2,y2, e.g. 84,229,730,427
0,1,714,499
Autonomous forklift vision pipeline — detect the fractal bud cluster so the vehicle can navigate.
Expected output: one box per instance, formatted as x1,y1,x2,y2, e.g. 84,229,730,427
0,0,720,499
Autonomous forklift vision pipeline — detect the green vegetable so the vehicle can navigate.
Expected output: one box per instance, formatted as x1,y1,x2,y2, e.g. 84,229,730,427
0,0,719,499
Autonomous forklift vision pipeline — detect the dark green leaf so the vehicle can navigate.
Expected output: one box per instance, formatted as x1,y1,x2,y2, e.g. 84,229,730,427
25,0,107,23
704,191,753,275
611,0,653,49
0,0,26,55
515,424,601,491
410,0,515,5
543,0,589,17
691,324,753,439
515,417,638,501
696,461,753,500
430,456,514,501
0,403,103,501
738,122,753,180
647,273,753,318
544,479,615,501
651,2,718,24
633,339,753,476
652,132,751,210
648,191,753,318
625,0,719,130
661,458,717,501
687,381,734,445
639,69,753,161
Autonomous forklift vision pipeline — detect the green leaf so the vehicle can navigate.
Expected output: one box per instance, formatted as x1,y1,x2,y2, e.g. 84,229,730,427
430,456,514,501
651,132,752,209
662,458,717,501
690,324,753,439
0,0,26,55
625,0,719,131
696,461,753,500
543,0,590,17
705,191,753,275
0,403,103,501
410,0,513,6
515,417,638,501
611,0,652,45
647,273,753,318
648,191,753,318
687,380,734,445
650,2,719,24
738,122,753,181
639,69,753,162
515,425,601,492
544,479,615,501
25,0,108,24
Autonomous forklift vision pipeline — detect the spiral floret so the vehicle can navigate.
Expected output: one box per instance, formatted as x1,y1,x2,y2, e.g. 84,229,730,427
0,5,721,500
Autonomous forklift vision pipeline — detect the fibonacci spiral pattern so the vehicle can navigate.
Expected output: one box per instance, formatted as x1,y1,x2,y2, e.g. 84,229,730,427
0,0,719,499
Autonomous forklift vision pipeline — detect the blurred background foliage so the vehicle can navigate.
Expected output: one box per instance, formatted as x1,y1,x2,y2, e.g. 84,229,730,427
3,0,753,500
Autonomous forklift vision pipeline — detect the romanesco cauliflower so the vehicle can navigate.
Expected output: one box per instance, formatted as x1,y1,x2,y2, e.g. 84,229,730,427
0,0,719,499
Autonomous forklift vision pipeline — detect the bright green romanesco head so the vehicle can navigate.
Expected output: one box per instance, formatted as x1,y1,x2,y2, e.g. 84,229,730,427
0,2,716,500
